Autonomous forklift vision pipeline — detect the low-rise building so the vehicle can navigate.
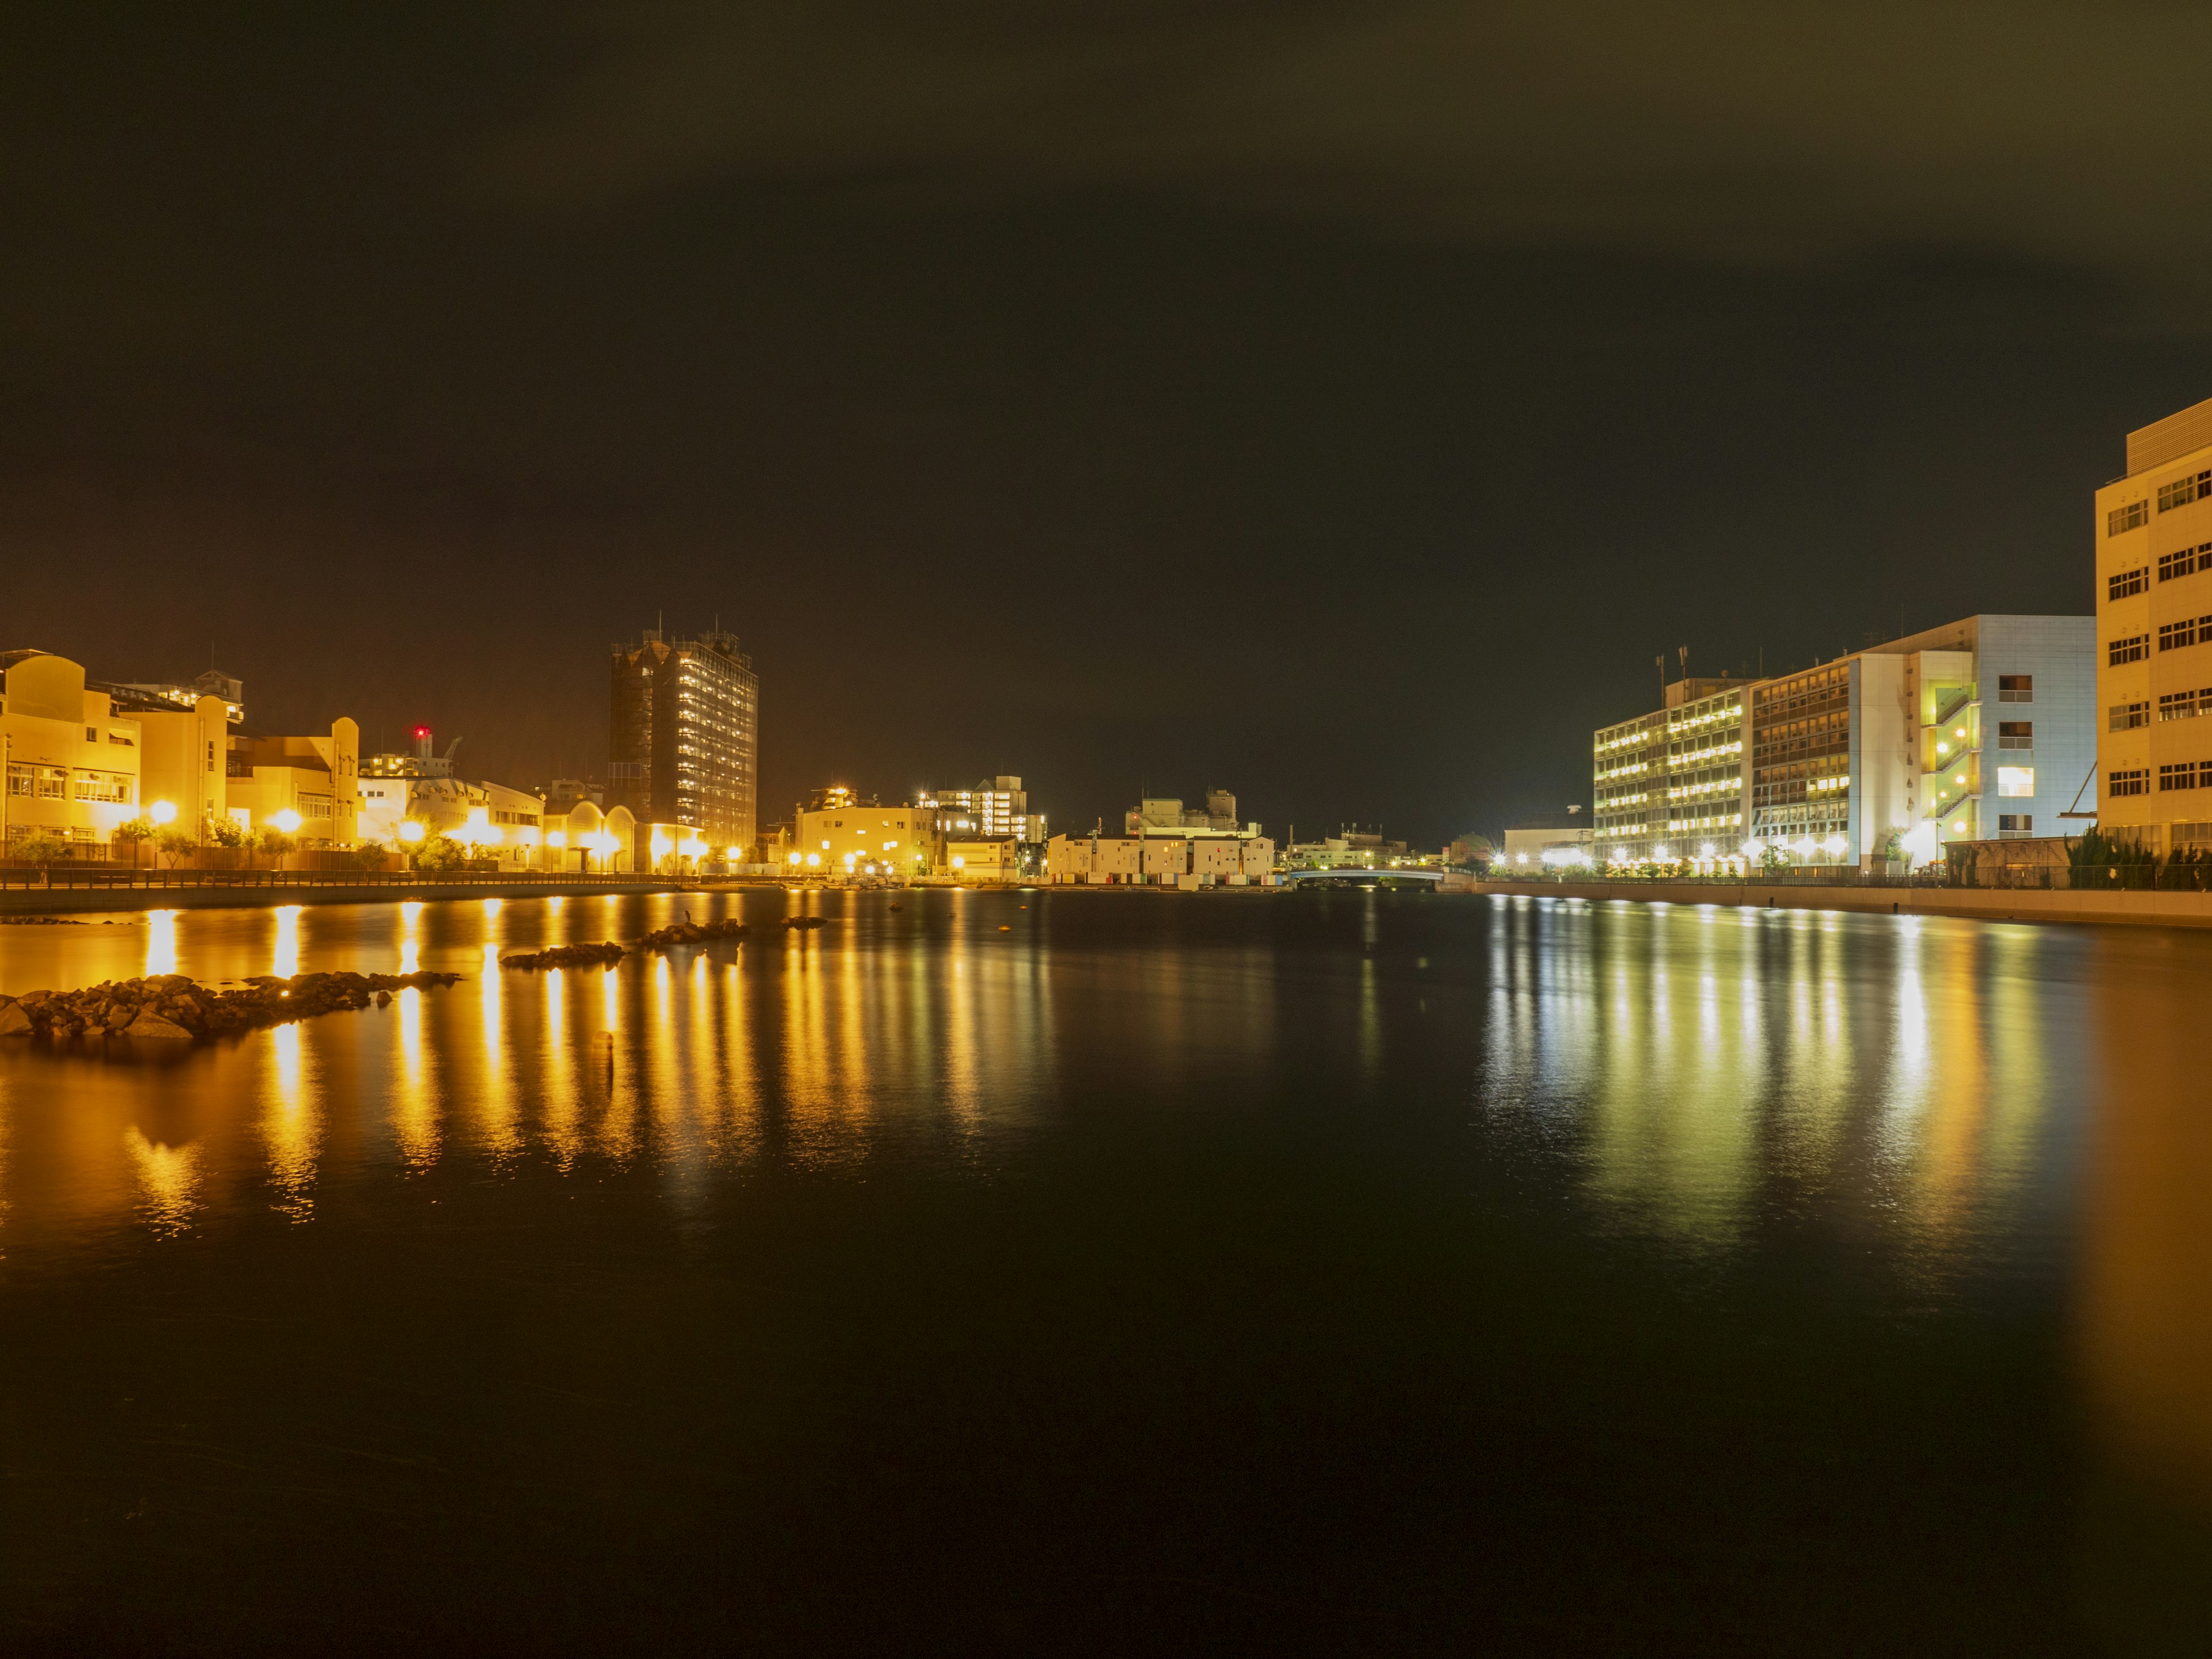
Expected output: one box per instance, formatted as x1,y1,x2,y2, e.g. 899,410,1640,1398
944,836,1022,881
917,775,1046,844
1501,808,1597,869
795,787,939,878
0,650,145,857
226,725,361,847
1047,831,1275,887
1285,829,1442,871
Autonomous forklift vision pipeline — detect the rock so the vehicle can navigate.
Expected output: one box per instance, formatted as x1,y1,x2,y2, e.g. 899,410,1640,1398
18,990,50,1007
105,1005,134,1031
0,1002,31,1037
500,941,627,970
376,990,391,1006
124,1010,193,1041
781,916,827,931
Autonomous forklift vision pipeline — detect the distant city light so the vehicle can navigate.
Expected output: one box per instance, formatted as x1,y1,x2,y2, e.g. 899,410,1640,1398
149,800,177,824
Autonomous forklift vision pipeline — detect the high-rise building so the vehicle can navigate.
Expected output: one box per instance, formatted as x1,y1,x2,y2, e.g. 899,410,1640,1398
608,626,759,852
2096,395,2212,854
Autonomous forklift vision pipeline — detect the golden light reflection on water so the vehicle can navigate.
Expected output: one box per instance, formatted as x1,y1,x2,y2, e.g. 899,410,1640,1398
475,944,518,1158
260,1022,322,1221
391,986,440,1171
143,909,179,977
124,1126,202,1236
399,901,422,974
271,905,301,978
543,967,582,1170
1485,900,2061,1252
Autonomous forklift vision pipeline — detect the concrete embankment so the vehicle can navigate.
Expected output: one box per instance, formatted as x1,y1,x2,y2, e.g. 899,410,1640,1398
0,880,685,918
1474,878,2212,930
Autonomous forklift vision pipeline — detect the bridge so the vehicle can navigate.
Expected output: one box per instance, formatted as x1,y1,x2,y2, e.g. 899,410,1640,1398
1278,866,1447,887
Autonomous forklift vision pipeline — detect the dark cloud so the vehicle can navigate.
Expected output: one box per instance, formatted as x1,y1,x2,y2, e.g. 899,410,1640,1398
0,7,2208,843
480,2,2212,303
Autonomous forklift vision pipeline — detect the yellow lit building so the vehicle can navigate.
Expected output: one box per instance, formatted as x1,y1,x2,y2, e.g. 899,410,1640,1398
794,787,939,877
132,694,231,834
224,724,361,846
0,651,143,855
2097,394,2212,853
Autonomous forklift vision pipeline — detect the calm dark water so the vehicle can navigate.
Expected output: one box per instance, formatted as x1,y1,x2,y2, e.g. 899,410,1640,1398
1,888,2208,1654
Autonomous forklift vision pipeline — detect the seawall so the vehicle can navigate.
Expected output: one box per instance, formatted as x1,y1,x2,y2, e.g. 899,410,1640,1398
1473,878,2212,930
0,880,687,917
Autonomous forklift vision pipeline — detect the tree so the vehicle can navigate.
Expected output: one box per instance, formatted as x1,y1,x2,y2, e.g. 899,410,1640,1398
13,832,72,887
111,816,155,870
206,817,246,850
155,826,199,870
349,842,392,872
410,834,467,873
255,827,297,871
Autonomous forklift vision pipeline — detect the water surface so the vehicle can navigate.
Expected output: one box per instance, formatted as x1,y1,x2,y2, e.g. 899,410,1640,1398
1,889,2207,1653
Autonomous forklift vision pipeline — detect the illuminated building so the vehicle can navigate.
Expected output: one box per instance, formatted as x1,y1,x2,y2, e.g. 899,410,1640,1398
223,723,361,847
1499,809,1596,870
1125,789,1245,835
0,650,145,854
1591,617,2093,870
915,776,1046,843
2096,395,2212,853
796,787,938,878
1047,831,1276,886
1594,678,1752,866
608,626,758,858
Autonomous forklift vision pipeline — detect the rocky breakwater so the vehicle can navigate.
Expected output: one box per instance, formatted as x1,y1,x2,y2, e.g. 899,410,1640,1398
0,969,460,1043
498,941,627,970
638,916,748,952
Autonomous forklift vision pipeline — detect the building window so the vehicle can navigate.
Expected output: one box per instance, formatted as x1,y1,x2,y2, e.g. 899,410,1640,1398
1998,814,2033,838
2110,566,2149,601
1997,766,2036,797
1998,675,2033,702
2160,762,2201,792
2112,702,2149,730
9,764,69,800
2160,691,2203,721
2111,634,2149,665
2161,619,2198,652
2109,501,2149,535
2110,768,2150,797
73,771,134,805
1997,721,2033,750
2157,471,2211,513
2160,546,2205,582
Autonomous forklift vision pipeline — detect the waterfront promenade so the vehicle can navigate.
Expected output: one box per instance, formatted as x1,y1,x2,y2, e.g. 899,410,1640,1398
0,870,691,916
1475,876,2212,930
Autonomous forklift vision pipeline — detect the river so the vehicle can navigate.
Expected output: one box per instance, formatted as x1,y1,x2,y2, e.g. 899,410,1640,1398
0,888,2206,1653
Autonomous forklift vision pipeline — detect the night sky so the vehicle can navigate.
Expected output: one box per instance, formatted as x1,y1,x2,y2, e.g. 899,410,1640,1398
7,5,2211,845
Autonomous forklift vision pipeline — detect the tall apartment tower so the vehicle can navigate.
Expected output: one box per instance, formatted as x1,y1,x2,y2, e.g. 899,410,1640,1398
2096,396,2212,854
608,626,759,852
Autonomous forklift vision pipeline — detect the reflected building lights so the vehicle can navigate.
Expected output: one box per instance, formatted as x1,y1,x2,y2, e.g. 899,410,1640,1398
260,1022,323,1222
124,1127,202,1237
272,904,302,978
144,909,179,977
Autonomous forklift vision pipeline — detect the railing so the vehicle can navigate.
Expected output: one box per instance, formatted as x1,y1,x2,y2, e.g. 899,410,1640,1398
0,868,690,893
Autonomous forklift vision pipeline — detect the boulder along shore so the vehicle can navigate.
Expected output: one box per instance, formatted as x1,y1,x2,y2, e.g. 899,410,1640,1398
0,969,460,1043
